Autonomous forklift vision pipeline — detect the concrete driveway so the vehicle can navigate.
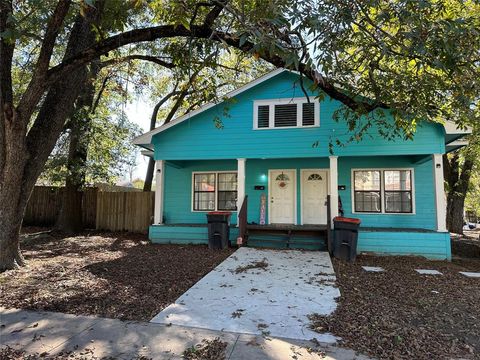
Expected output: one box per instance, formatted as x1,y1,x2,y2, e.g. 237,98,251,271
151,247,340,342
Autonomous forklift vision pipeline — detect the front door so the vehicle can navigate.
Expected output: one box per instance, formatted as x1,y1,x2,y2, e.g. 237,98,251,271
269,170,296,224
302,170,328,225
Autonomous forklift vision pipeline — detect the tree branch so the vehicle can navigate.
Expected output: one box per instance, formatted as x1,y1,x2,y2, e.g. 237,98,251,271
35,0,72,75
100,54,175,69
17,0,72,125
203,0,229,28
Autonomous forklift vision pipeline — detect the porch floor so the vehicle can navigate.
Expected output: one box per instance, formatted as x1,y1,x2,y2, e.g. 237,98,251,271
247,224,328,231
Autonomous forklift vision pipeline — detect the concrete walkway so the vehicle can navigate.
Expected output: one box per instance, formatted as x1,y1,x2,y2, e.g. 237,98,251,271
0,308,371,359
152,248,340,342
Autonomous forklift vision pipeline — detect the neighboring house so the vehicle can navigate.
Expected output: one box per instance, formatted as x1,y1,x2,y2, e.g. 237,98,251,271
134,69,470,260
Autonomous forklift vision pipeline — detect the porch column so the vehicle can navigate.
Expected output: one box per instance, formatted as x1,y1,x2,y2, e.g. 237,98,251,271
433,154,447,232
154,160,165,224
237,158,246,225
329,156,339,228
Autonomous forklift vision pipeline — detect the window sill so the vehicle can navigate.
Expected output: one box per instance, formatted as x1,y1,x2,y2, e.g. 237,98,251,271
253,125,319,130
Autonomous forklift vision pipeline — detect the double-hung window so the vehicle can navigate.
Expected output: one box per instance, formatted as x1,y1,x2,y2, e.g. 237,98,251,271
353,170,382,213
192,172,238,211
254,98,319,129
353,169,414,214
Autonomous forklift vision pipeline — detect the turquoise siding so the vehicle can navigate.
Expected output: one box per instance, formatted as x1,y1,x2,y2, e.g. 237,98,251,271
358,231,451,260
163,160,238,225
338,156,436,230
153,72,445,161
245,158,328,224
149,225,239,245
147,71,449,259
162,156,437,230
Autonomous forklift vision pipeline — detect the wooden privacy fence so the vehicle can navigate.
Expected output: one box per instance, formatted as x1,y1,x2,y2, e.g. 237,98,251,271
24,186,61,226
96,191,154,233
24,186,154,233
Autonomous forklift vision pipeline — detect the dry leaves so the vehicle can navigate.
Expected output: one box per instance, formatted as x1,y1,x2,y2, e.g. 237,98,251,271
1,230,234,321
309,255,480,360
183,338,227,360
234,258,269,273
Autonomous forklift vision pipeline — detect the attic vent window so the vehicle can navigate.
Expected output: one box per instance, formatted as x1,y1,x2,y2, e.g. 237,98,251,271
257,105,270,128
254,97,319,129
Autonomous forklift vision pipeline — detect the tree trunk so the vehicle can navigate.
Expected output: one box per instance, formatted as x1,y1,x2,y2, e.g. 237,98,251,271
446,192,467,234
55,61,100,233
444,153,474,235
0,107,28,270
0,4,103,271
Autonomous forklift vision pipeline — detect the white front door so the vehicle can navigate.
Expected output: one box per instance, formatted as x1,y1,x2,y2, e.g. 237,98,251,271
269,170,296,224
302,170,328,225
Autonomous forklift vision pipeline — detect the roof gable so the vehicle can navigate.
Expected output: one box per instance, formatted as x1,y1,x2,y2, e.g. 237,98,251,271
133,68,289,147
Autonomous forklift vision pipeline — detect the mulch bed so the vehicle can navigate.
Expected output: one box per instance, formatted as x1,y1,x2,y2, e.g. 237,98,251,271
310,255,480,360
183,338,227,360
0,229,234,321
0,346,151,360
452,229,480,258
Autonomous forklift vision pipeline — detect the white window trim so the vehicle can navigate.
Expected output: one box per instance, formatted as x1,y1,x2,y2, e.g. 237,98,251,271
351,168,416,215
191,171,238,212
253,97,320,130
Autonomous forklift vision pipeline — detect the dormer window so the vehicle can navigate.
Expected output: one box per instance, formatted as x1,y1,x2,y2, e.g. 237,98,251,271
253,97,319,129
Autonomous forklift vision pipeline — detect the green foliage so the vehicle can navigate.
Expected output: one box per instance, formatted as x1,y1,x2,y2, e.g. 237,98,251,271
7,0,480,186
38,70,142,187
465,170,480,216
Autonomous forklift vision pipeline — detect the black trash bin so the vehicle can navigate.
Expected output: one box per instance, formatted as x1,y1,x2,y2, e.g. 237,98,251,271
206,211,232,249
333,217,361,262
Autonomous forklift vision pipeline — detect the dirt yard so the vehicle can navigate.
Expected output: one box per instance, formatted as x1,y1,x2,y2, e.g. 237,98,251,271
452,228,480,258
0,229,234,321
310,255,480,360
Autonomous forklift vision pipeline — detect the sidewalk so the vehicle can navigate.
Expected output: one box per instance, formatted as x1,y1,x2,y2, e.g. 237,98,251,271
0,308,371,360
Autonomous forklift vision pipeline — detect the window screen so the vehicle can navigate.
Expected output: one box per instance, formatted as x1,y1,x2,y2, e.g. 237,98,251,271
193,173,215,211
353,171,381,212
257,105,270,128
217,173,238,210
302,102,315,126
384,170,412,213
274,104,297,127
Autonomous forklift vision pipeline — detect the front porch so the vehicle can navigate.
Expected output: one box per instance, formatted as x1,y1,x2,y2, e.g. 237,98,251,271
149,154,451,259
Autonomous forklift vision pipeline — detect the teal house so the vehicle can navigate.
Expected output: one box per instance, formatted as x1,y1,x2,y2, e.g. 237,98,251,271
134,69,469,260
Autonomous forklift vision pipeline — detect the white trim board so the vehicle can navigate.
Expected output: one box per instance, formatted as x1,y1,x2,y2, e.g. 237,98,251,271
444,120,472,136
133,68,288,145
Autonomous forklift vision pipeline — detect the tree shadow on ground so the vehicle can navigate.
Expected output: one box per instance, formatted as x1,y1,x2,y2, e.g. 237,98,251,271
1,232,234,322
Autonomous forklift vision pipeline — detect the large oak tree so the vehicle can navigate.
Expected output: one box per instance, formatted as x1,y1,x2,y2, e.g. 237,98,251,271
1,0,479,270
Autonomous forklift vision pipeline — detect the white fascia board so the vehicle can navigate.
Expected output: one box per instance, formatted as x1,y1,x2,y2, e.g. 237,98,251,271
140,149,154,158
132,68,288,146
444,120,472,135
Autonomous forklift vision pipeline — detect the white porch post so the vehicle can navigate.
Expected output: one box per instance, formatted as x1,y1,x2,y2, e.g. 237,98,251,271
329,156,339,228
237,158,246,225
154,160,165,224
433,154,447,232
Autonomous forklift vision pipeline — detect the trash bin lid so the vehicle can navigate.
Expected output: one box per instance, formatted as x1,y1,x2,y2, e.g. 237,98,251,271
333,216,361,225
207,211,232,216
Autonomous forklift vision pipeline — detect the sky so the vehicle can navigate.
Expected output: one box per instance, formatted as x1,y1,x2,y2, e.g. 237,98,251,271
124,98,152,182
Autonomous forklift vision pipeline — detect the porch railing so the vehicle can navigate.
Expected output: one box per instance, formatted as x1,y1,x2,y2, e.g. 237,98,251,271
238,195,248,246
326,195,332,254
